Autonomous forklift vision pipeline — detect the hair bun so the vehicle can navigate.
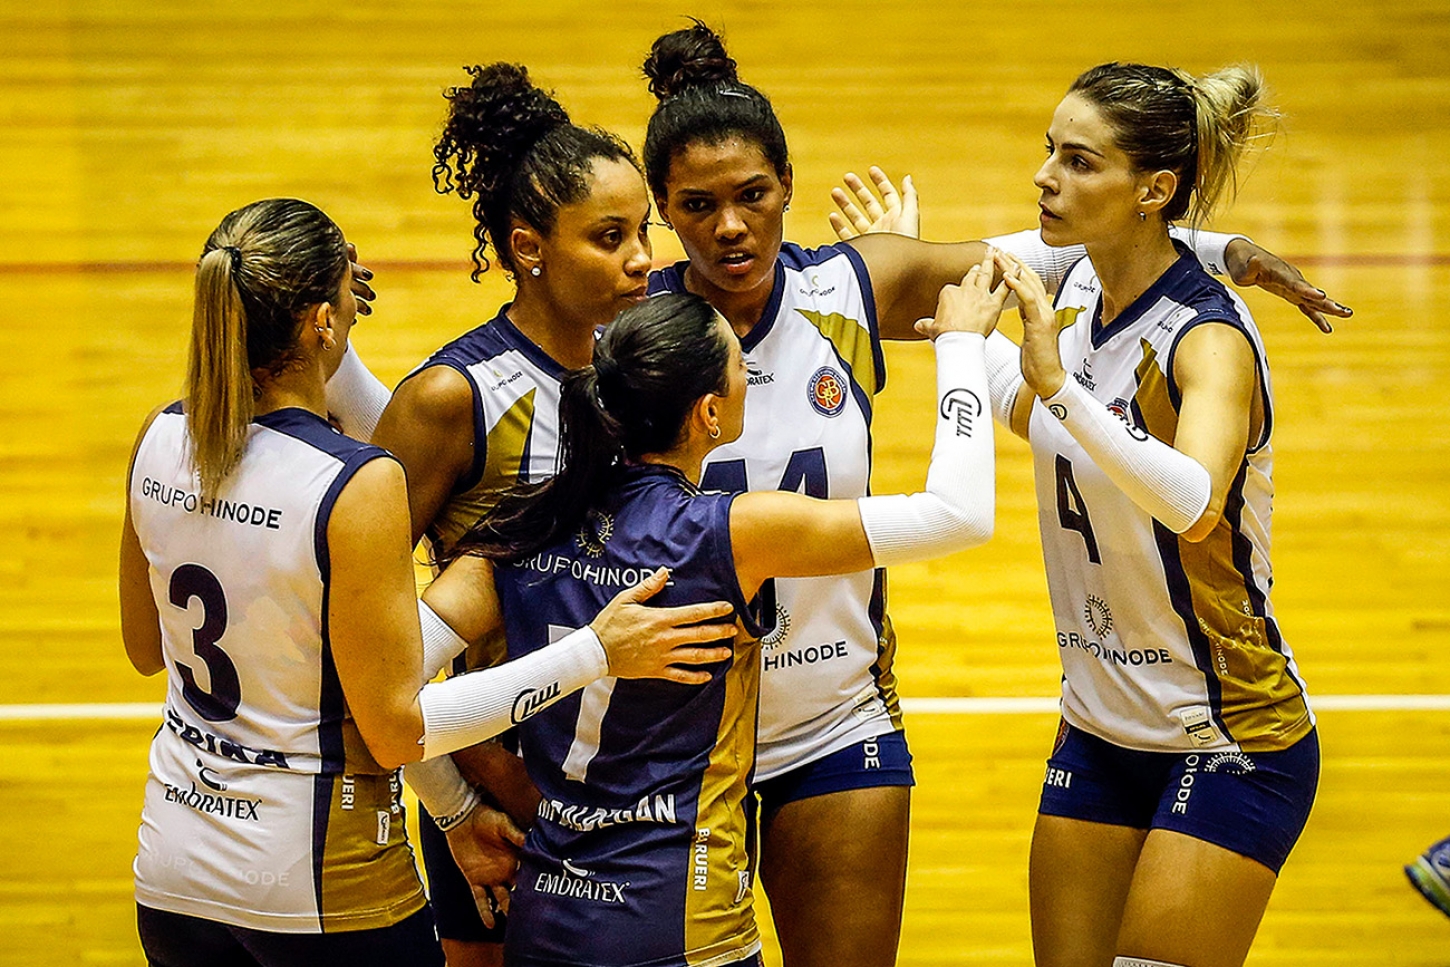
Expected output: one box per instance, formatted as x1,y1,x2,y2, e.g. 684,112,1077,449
643,20,739,101
435,63,570,199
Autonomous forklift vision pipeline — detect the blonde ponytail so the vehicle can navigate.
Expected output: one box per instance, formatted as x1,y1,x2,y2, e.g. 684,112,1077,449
1186,65,1276,227
183,199,349,499
186,246,255,499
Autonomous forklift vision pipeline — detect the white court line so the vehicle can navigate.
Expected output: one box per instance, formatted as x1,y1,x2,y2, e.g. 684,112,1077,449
2,694,1450,722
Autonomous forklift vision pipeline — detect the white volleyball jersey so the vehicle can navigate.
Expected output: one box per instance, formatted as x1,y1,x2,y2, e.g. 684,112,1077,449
650,242,897,780
414,306,566,556
1029,246,1313,753
130,404,425,931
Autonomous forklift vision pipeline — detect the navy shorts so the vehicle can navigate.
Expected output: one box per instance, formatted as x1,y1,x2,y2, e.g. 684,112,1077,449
754,730,914,820
417,805,508,944
137,903,443,967
1037,723,1320,873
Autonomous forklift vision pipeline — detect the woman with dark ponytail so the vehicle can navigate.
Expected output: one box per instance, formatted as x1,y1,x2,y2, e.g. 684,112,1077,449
440,258,1003,966
119,199,733,967
320,62,664,966
637,22,1351,967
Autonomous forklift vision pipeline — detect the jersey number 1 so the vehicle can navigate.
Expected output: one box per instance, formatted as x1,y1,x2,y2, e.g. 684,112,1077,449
168,563,242,722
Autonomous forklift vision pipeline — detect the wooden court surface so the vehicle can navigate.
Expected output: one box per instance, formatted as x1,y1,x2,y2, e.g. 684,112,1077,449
1,1,1448,963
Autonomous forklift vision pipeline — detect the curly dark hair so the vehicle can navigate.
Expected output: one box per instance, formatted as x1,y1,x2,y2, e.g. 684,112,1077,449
641,20,789,198
433,63,639,280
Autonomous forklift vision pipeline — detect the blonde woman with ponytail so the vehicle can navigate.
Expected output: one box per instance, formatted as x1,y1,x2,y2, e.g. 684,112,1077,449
984,65,1318,967
118,199,734,967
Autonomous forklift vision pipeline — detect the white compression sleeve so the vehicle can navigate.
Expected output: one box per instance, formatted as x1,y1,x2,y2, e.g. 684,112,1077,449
984,331,1026,428
987,228,1248,288
856,332,994,567
419,626,608,760
1041,378,1211,534
419,599,470,681
325,343,392,440
402,755,479,831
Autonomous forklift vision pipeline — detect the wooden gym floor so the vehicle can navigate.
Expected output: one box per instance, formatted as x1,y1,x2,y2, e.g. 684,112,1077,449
1,1,1447,963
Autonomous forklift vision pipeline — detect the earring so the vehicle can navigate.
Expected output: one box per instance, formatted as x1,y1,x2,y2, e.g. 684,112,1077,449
530,265,542,277
784,203,791,212
316,327,336,352
708,425,721,440
1138,211,1146,221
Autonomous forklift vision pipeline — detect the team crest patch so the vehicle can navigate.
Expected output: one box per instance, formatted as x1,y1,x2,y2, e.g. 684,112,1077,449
807,366,847,417
1084,595,1113,638
760,602,791,648
575,510,614,558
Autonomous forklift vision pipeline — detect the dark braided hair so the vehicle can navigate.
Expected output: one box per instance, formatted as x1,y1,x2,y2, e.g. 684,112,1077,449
641,20,789,198
433,63,639,280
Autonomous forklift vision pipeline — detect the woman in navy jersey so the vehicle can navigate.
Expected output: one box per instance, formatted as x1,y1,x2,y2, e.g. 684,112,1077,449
635,22,1351,967
120,198,734,967
435,265,1004,966
994,64,1319,967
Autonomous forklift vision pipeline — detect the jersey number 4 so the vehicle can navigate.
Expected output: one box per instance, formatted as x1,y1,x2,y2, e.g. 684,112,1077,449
1055,455,1101,565
168,563,242,722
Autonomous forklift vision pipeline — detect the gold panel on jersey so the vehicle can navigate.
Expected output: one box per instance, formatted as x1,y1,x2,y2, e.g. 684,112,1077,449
794,309,881,394
430,386,539,553
683,634,762,965
1134,339,1312,752
316,771,427,932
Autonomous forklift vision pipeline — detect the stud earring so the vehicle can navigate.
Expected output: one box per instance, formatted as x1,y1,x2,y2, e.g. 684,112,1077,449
784,203,791,212
530,265,542,277
1138,211,1146,221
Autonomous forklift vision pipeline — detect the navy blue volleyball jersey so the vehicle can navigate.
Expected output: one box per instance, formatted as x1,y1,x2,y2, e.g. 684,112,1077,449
493,464,766,967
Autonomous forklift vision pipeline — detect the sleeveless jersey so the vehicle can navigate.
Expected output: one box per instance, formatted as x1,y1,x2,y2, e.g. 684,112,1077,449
129,405,425,932
649,242,895,781
411,306,566,555
493,464,766,967
407,306,567,672
1029,244,1314,753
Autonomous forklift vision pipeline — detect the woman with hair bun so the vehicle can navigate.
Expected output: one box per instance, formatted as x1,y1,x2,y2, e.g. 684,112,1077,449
638,21,1348,967
447,267,1001,967
996,63,1318,967
321,63,665,967
119,198,735,967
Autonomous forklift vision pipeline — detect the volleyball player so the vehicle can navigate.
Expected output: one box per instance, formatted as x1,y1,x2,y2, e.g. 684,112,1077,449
990,63,1319,967
121,198,734,966
438,264,1001,966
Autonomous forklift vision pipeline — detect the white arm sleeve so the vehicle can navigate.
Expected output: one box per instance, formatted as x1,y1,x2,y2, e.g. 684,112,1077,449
984,229,1081,292
402,756,479,831
984,331,1025,428
1168,228,1247,278
419,626,608,760
325,343,393,440
419,599,470,680
1041,378,1211,534
856,332,994,567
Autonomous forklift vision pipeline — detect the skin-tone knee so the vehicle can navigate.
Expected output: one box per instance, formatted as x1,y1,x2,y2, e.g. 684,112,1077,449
758,786,910,967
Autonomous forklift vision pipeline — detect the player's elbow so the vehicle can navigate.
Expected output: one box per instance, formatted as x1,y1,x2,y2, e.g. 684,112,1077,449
357,705,425,771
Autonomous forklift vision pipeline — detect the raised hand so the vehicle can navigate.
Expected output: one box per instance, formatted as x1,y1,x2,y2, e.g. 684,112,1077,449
589,568,736,684
1224,238,1351,333
998,251,1070,399
346,241,376,316
914,246,1010,341
829,166,920,240
443,802,526,928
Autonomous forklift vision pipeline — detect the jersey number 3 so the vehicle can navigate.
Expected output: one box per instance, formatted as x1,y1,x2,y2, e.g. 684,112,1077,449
168,563,242,722
1055,455,1101,565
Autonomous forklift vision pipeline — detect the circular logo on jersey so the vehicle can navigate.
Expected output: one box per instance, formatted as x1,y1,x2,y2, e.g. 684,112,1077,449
760,603,791,648
1049,403,1069,421
808,366,847,417
1083,595,1113,639
1204,751,1256,775
575,509,614,558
